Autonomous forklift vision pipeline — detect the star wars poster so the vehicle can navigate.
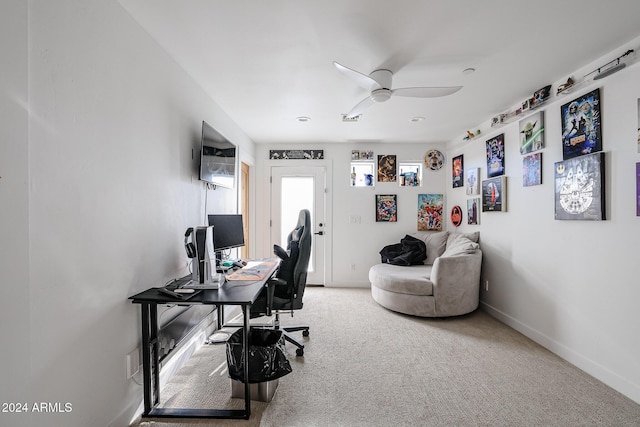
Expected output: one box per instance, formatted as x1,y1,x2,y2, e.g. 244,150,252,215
467,198,480,225
523,153,542,187
519,111,544,154
452,155,464,188
417,194,443,231
482,176,507,212
466,168,480,195
561,88,602,160
375,194,397,222
554,152,605,220
486,134,505,177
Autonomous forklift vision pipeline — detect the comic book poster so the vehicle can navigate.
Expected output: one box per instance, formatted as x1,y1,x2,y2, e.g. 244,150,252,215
466,168,480,195
482,176,507,212
375,194,397,222
519,111,544,154
417,194,443,231
486,134,505,177
452,155,464,188
467,198,480,225
561,88,602,160
523,153,542,187
554,152,605,220
377,155,397,182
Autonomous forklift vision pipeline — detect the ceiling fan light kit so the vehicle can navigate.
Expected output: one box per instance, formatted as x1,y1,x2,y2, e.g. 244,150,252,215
334,61,462,118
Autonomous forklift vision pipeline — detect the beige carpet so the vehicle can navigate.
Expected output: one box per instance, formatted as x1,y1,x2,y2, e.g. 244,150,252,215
131,287,640,427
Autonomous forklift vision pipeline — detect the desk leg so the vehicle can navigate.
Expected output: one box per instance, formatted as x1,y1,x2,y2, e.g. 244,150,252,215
141,303,160,415
242,304,251,419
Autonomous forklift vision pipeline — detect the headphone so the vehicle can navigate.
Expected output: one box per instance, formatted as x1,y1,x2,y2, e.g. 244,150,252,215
184,227,196,258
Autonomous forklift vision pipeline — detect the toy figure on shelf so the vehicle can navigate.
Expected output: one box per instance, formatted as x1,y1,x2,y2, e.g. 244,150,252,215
463,129,481,141
557,77,575,94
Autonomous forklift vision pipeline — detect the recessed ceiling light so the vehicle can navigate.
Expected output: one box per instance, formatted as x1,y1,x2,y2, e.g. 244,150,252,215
410,117,425,123
296,116,311,122
462,68,476,75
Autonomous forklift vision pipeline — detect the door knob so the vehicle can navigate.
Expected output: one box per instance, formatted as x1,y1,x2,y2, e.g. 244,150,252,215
314,231,324,236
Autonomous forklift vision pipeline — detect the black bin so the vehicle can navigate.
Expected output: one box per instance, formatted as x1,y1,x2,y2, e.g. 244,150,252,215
226,328,292,384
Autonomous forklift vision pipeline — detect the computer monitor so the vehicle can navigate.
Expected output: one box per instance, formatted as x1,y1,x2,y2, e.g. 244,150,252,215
207,214,245,265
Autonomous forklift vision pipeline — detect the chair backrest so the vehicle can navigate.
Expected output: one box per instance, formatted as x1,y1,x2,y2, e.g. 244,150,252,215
272,209,311,310
290,209,311,306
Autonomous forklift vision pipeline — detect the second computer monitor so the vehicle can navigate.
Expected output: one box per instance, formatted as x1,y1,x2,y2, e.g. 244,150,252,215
207,214,245,255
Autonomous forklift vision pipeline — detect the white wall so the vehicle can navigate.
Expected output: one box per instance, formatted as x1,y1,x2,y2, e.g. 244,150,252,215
0,2,30,427
255,142,447,286
1,1,255,426
446,57,640,403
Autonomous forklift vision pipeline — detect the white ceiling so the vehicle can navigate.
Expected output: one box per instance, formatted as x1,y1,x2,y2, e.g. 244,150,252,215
118,0,640,144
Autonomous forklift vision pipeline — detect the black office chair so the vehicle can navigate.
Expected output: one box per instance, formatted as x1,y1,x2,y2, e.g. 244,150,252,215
251,209,311,356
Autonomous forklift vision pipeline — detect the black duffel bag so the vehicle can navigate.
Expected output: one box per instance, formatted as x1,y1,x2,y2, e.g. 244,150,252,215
379,234,427,266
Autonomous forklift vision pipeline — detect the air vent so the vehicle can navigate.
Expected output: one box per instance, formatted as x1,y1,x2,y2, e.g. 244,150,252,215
342,114,361,122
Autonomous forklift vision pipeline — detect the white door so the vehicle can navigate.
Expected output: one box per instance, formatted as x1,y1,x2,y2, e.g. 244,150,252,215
271,166,326,285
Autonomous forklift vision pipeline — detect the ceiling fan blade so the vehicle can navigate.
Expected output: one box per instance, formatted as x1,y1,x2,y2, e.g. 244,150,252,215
392,86,463,98
333,61,381,92
345,96,375,118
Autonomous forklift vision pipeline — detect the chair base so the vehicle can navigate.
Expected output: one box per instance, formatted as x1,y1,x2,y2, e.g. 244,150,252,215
277,324,309,356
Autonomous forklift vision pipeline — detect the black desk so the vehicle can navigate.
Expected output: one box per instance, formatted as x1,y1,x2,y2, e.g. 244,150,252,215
129,259,279,420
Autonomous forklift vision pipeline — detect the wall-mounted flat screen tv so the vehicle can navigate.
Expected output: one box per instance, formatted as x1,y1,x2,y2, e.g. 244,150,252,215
199,121,237,188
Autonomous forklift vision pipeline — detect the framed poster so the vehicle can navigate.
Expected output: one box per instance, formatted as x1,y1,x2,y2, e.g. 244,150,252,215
466,167,480,195
519,111,544,154
561,88,602,160
486,134,505,177
417,194,443,231
523,153,542,187
269,149,324,159
452,155,464,188
375,194,397,222
467,198,480,225
377,155,397,182
482,176,507,212
554,152,605,220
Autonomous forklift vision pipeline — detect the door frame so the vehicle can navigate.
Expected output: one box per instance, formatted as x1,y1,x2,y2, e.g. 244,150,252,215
266,159,332,286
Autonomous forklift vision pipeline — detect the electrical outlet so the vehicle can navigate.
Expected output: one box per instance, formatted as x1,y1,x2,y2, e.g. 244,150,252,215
485,279,489,292
126,348,140,379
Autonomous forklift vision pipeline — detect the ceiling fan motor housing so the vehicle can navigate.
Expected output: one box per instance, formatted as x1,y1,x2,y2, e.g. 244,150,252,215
370,88,392,103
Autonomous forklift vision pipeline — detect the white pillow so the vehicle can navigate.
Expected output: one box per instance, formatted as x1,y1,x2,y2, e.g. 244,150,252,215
441,236,479,257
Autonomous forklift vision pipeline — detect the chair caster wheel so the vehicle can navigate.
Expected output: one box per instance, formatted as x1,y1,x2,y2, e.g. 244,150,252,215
302,330,309,337
296,348,304,356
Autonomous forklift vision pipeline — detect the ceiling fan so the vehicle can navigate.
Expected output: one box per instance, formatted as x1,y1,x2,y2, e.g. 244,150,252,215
334,61,462,118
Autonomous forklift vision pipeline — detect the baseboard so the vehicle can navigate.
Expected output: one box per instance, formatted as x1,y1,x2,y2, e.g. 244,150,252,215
480,301,640,405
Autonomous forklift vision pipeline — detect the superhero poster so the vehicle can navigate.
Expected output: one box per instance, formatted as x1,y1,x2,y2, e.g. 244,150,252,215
486,134,505,177
482,176,507,212
561,88,602,160
417,194,444,231
375,194,397,222
554,152,605,220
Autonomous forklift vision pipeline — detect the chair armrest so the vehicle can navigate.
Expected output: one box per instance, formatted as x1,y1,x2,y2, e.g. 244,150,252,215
431,251,482,316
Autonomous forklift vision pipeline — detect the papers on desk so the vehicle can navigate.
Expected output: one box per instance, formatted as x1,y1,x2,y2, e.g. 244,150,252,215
226,261,278,281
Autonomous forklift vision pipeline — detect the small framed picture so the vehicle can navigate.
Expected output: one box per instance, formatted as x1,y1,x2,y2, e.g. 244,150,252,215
452,155,464,188
523,153,542,187
467,198,480,225
466,168,480,195
375,194,397,222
